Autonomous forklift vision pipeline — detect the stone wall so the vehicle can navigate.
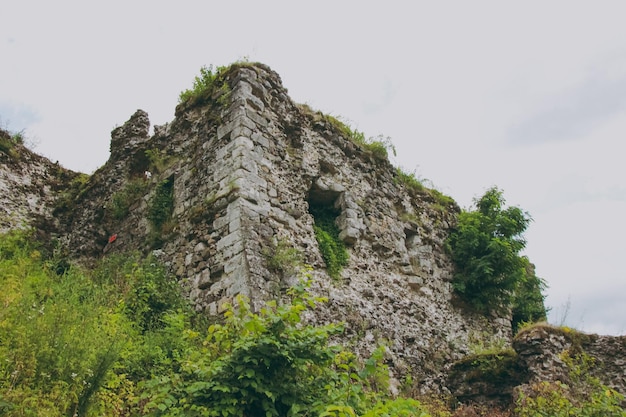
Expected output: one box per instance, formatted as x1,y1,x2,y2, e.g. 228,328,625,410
5,63,515,395
0,129,72,237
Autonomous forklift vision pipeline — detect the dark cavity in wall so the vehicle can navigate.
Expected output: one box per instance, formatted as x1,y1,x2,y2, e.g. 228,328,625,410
307,183,349,280
147,175,175,249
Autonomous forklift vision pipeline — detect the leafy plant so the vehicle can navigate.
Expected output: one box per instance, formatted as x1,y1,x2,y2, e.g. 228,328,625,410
309,204,349,280
0,231,129,416
146,177,175,248
140,281,340,416
139,279,431,417
446,187,539,314
511,258,548,333
93,252,187,333
178,64,230,105
0,230,203,416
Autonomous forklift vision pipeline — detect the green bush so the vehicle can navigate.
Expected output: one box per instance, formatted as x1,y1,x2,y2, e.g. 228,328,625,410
179,64,230,104
139,280,431,417
94,252,186,333
511,258,548,333
146,177,175,248
446,187,541,314
0,231,432,416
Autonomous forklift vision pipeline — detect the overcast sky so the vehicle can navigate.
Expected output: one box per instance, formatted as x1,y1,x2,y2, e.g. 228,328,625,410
2,1,625,335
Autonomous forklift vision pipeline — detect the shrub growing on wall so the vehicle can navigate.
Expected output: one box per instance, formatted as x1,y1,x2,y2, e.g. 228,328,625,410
447,187,545,318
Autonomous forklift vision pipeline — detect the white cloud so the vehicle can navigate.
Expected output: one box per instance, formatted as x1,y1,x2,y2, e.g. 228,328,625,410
1,0,626,334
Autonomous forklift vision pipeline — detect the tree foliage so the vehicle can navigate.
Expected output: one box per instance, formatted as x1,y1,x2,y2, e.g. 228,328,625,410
447,187,545,318
511,258,548,332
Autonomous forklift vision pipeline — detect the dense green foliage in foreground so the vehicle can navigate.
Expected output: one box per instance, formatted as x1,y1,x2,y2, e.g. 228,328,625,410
446,187,547,328
1,230,621,416
0,231,428,416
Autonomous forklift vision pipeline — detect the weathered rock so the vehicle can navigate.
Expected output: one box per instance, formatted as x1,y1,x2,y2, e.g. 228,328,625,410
514,325,626,395
448,324,626,409
0,131,74,239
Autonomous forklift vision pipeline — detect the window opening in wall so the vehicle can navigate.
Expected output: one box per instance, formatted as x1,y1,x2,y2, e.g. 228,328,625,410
307,186,348,281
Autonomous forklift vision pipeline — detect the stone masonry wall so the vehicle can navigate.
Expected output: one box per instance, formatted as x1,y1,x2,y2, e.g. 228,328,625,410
160,64,512,393
24,63,514,395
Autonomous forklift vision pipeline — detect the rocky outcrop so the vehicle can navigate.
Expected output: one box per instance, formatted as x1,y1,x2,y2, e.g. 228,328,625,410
447,324,626,409
514,325,626,394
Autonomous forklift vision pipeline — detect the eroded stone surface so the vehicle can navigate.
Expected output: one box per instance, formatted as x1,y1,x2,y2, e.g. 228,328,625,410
3,63,519,395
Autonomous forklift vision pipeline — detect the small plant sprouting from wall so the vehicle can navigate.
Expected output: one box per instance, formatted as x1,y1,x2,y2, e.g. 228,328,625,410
147,176,175,248
54,172,92,214
309,203,348,281
395,167,426,194
145,148,177,174
323,114,396,160
264,238,304,276
178,64,231,106
108,178,149,220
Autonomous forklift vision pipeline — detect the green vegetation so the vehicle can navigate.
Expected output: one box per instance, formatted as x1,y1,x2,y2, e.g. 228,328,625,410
178,64,231,106
516,351,626,417
0,230,434,416
147,177,174,229
395,168,426,194
140,283,428,416
108,178,149,220
147,177,175,248
451,349,523,388
264,237,304,275
323,115,396,160
446,187,546,321
394,168,456,214
0,128,24,159
511,258,548,333
0,230,189,416
145,148,177,174
309,204,349,281
54,172,92,214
